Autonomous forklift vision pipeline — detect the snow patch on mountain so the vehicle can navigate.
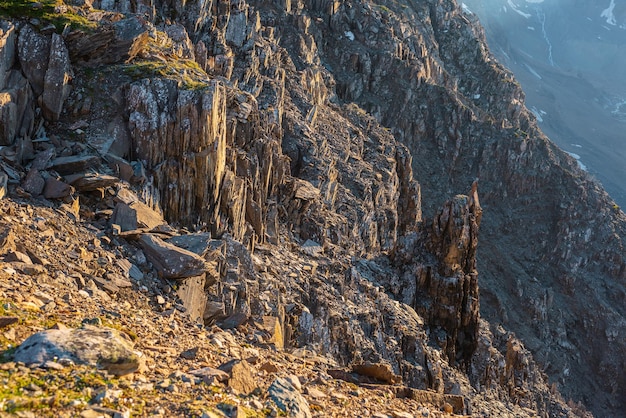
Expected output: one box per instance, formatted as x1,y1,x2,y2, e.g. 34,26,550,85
566,152,588,171
530,106,546,122
601,0,617,25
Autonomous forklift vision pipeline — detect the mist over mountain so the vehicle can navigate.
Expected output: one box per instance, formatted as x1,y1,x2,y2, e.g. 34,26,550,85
462,0,626,206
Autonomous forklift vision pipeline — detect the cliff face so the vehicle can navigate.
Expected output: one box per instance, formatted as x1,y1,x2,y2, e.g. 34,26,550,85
0,0,624,416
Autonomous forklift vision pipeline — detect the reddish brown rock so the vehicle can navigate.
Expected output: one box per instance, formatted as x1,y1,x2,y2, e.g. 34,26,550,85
229,360,256,395
352,362,402,385
43,177,73,199
21,169,45,196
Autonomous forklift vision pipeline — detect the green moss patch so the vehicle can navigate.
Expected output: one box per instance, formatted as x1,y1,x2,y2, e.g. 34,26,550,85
0,0,96,32
122,59,211,90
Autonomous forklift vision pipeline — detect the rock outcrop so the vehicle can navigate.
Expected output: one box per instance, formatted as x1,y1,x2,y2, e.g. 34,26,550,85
0,0,624,416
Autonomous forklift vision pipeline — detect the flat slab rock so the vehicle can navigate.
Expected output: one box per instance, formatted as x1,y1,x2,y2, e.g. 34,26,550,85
68,173,119,192
352,361,402,384
49,155,100,175
13,325,141,376
138,233,211,279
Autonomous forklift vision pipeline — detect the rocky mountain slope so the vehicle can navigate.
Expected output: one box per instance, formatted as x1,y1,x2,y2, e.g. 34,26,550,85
0,0,624,416
462,0,626,207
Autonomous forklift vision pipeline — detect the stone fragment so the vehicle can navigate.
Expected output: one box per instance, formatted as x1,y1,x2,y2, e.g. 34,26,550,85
352,362,402,385
30,147,55,170
268,377,312,418
175,275,207,323
293,179,320,201
5,250,32,264
43,177,73,199
261,316,284,350
0,226,15,253
21,168,45,195
218,312,249,330
304,386,326,399
41,33,72,121
13,262,46,275
0,316,18,328
260,361,279,373
114,187,139,205
301,239,323,257
225,10,249,47
229,360,256,395
13,325,141,375
138,234,211,279
0,20,16,90
69,173,119,192
49,155,100,175
0,172,7,199
111,202,137,232
0,69,34,146
17,24,49,96
203,301,225,323
326,369,359,384
65,17,149,65
179,347,197,359
132,201,165,229
106,154,134,182
189,366,229,384
166,233,214,256
117,259,143,281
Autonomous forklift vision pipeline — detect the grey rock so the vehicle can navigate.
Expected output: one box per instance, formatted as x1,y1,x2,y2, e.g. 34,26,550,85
225,10,249,48
174,274,207,323
30,147,55,170
352,362,402,385
14,325,141,375
301,239,322,257
17,24,49,96
49,155,100,175
138,233,211,279
65,17,149,65
189,366,229,384
111,202,138,232
0,20,16,90
106,154,134,182
1,70,35,146
41,33,72,121
69,173,119,192
166,233,214,256
268,377,312,418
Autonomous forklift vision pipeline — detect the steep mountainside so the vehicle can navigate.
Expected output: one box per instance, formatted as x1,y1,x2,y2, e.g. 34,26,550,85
0,0,625,417
462,0,626,206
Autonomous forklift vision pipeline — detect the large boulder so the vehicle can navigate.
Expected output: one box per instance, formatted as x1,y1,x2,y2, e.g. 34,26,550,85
13,325,141,376
17,24,50,97
41,33,72,121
